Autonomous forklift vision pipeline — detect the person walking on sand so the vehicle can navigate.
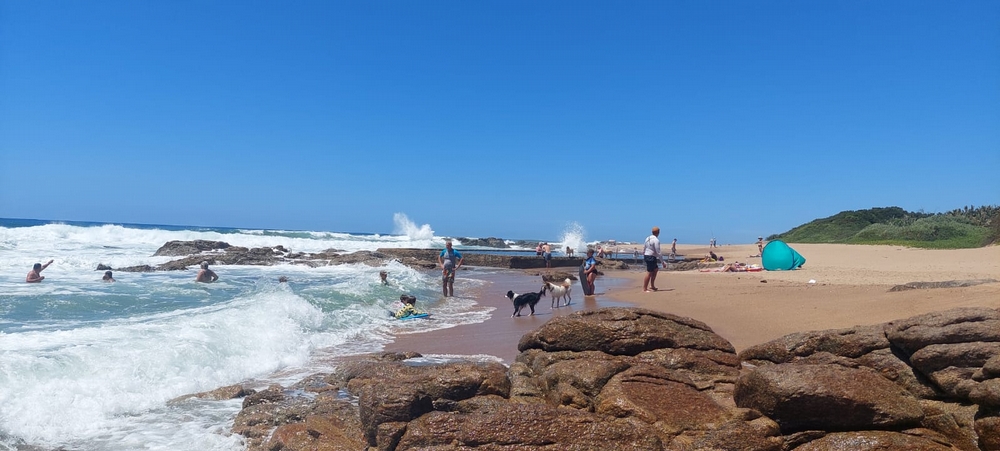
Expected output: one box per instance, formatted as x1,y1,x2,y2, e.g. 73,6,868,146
543,242,552,269
643,227,667,292
195,261,218,283
583,248,598,295
757,237,764,256
438,240,464,297
670,238,677,260
26,259,54,283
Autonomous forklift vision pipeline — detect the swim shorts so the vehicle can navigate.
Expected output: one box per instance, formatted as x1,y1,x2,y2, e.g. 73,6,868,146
543,252,552,261
644,255,659,272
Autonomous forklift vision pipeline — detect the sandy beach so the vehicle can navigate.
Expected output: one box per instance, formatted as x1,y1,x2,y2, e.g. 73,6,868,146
386,243,1000,362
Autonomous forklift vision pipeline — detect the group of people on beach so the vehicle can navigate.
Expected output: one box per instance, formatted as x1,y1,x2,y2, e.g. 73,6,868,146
23,260,219,283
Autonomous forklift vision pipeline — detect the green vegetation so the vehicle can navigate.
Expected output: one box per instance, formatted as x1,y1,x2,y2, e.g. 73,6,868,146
767,205,999,249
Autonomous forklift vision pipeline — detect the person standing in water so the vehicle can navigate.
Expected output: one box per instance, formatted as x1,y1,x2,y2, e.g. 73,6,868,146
438,240,463,297
26,259,54,283
582,249,598,295
195,261,218,283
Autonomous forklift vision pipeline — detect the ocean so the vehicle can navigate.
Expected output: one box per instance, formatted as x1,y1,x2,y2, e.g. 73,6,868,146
0,216,590,451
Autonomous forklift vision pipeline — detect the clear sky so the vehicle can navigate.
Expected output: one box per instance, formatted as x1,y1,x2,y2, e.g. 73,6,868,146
2,1,998,244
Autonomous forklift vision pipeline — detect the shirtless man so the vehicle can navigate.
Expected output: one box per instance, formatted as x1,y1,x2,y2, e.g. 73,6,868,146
195,261,219,283
26,260,54,283
542,242,552,269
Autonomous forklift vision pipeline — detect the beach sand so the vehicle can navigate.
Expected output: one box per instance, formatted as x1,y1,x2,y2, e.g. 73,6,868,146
385,244,1000,362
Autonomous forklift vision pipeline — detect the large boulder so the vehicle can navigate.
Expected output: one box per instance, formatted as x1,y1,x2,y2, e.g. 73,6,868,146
792,430,959,450
734,363,924,433
518,307,736,355
886,308,1000,356
397,400,664,450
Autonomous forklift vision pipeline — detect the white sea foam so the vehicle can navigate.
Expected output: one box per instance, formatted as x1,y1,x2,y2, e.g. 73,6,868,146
0,217,504,450
392,212,436,241
557,222,587,255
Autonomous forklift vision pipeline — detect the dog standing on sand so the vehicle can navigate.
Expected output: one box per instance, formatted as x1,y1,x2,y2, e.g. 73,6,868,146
506,287,546,317
542,278,573,307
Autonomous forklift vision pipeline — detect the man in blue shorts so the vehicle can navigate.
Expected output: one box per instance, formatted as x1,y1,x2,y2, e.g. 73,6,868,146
438,240,464,297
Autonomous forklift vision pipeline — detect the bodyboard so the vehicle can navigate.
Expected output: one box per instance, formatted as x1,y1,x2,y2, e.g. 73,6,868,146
397,312,431,320
579,264,594,296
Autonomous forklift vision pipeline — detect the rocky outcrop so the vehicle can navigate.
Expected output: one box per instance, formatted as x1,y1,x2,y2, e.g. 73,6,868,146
116,241,618,272
456,237,510,248
113,240,391,272
153,240,232,256
890,279,999,292
223,306,1000,450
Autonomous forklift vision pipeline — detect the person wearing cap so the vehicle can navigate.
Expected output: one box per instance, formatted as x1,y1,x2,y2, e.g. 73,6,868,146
26,259,54,283
757,237,764,256
643,227,667,292
438,240,463,297
195,261,219,283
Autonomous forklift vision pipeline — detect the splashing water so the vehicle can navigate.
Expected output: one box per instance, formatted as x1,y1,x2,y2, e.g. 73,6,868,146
558,222,586,255
393,213,435,240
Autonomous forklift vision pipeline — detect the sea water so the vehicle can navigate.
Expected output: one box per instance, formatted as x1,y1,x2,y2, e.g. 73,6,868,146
0,215,589,451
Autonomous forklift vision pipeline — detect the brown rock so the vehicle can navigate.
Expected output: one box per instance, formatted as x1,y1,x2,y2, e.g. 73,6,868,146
971,379,1000,407
910,342,1000,396
793,430,958,450
595,365,729,434
398,401,664,450
738,324,890,365
886,307,1000,356
734,363,924,433
518,307,735,355
153,240,231,256
977,415,1000,451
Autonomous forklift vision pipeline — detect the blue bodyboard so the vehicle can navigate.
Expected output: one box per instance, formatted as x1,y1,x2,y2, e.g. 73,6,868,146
397,312,431,320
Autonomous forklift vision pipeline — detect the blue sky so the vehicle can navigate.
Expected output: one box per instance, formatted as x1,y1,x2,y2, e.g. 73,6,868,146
2,1,997,244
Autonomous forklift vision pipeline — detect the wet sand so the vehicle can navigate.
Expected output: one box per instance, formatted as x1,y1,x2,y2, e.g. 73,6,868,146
385,244,1000,362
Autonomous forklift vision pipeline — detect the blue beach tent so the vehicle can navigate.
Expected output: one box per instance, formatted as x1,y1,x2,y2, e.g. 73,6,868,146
761,240,806,271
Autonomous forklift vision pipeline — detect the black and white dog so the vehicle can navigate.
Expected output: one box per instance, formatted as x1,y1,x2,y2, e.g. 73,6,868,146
506,287,546,317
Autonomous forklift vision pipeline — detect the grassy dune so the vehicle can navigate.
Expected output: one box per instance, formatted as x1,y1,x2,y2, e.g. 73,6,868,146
768,206,998,249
